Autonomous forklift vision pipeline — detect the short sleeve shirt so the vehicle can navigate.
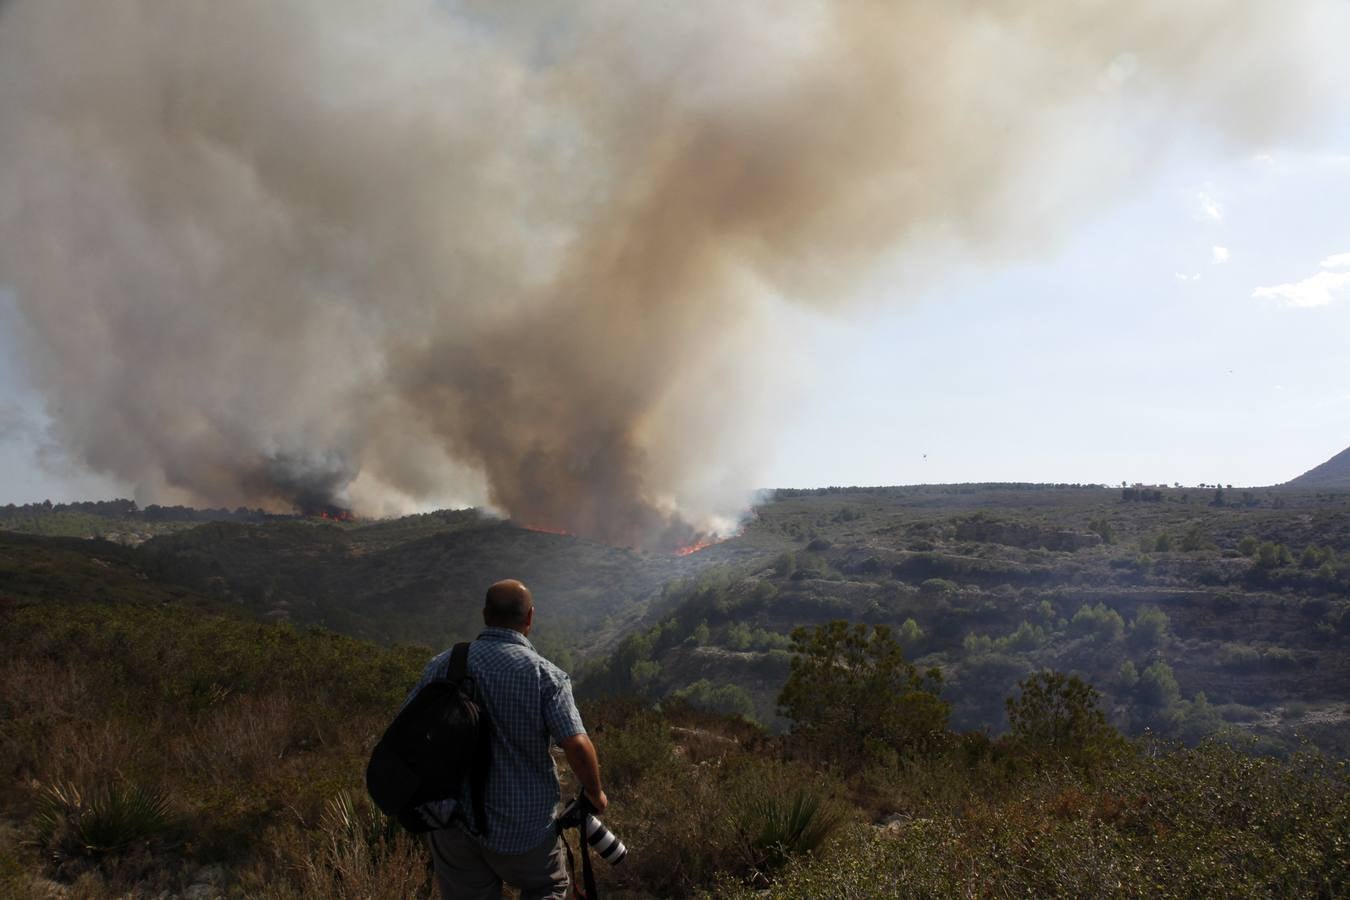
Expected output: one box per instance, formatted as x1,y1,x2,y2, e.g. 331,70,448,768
409,627,586,854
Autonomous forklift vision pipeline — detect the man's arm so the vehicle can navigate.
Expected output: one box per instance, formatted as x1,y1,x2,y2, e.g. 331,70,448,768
559,733,608,815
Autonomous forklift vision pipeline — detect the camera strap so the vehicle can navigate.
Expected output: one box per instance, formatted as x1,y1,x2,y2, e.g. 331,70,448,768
559,821,598,899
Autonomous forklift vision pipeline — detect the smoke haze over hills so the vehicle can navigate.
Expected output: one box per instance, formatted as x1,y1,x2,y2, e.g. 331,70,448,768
0,1,1344,547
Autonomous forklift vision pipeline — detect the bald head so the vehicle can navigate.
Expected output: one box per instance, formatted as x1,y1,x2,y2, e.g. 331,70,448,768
484,579,534,631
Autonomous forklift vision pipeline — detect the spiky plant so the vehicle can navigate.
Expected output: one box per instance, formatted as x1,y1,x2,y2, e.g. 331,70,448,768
320,791,397,852
32,780,173,858
736,786,843,872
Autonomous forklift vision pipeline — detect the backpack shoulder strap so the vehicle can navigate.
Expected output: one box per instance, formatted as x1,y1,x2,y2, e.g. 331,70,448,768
447,640,491,838
446,641,471,683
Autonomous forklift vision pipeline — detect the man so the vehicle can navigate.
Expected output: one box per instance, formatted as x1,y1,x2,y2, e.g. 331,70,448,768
411,579,608,900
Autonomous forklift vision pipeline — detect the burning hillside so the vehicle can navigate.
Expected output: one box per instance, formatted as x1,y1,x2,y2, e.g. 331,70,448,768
308,507,356,523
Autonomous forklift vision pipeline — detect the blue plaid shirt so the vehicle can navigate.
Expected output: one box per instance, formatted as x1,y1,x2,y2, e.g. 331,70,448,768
408,627,586,854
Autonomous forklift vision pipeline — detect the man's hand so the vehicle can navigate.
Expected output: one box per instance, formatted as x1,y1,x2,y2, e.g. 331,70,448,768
559,733,607,815
584,787,609,816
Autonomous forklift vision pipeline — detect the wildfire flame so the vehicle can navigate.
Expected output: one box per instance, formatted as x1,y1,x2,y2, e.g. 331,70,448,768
308,507,355,522
675,537,717,556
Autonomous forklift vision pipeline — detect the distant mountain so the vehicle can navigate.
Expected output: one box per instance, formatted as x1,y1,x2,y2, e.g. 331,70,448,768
1284,445,1350,489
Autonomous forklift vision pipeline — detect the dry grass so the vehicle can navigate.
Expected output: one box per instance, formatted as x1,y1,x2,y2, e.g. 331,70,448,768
4,592,1345,898
172,694,294,783
238,797,431,899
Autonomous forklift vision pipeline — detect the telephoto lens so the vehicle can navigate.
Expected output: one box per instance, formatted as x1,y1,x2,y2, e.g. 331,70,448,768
583,814,627,865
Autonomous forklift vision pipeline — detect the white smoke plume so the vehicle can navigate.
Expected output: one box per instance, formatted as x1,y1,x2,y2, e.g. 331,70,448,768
0,1,1343,547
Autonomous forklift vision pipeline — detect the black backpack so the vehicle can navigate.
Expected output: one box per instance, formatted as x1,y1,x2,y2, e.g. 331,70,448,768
366,642,491,834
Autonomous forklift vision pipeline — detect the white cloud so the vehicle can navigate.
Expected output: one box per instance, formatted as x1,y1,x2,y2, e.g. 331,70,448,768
1252,252,1350,308
1211,246,1230,264
1174,272,1200,283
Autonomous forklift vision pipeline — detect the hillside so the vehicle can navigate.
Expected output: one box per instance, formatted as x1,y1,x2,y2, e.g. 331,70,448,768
1285,445,1350,490
2,532,1345,898
143,514,778,658
0,507,779,660
582,484,1350,754
5,486,1349,753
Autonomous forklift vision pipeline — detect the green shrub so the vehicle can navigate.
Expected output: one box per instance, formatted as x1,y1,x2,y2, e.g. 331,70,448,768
1216,643,1301,672
1180,525,1209,552
1069,603,1124,643
718,743,1349,897
1116,660,1139,688
966,621,1047,655
672,680,757,720
1000,620,1047,652
733,787,843,873
1137,660,1181,708
1214,702,1261,722
595,712,676,790
1005,671,1125,770
32,780,173,858
1255,541,1294,569
1300,545,1327,569
719,625,792,653
919,578,957,596
778,621,948,761
963,632,994,654
1217,642,1262,670
629,659,661,692
1131,605,1170,647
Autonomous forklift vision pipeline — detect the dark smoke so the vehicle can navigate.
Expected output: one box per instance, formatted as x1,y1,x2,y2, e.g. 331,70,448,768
0,1,1344,546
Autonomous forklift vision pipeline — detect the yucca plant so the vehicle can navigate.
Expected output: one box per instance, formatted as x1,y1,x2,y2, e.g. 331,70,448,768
321,791,397,851
32,780,174,859
297,791,412,896
736,786,843,872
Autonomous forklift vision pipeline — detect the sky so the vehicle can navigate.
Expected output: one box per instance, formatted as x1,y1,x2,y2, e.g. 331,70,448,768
761,137,1350,491
1,23,1348,507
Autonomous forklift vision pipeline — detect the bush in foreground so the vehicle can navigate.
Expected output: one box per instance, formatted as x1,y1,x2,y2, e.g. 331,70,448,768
713,742,1348,899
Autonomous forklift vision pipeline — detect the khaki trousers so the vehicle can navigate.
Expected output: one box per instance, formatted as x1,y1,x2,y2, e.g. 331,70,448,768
428,823,569,900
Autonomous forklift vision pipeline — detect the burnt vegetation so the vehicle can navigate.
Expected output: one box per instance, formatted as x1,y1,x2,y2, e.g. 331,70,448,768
2,483,1348,896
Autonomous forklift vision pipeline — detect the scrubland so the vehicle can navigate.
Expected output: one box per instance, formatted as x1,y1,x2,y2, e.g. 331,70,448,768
2,484,1348,897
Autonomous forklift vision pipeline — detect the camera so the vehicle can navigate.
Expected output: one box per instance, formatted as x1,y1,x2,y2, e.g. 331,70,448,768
558,795,627,865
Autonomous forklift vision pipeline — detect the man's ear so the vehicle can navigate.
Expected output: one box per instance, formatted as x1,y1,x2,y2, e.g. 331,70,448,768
525,606,535,632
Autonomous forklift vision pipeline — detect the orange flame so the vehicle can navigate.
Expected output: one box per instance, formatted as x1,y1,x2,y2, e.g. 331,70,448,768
675,536,717,556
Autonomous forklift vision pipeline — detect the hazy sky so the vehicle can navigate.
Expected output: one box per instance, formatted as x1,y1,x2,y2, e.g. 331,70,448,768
1,16,1347,507
764,136,1350,490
